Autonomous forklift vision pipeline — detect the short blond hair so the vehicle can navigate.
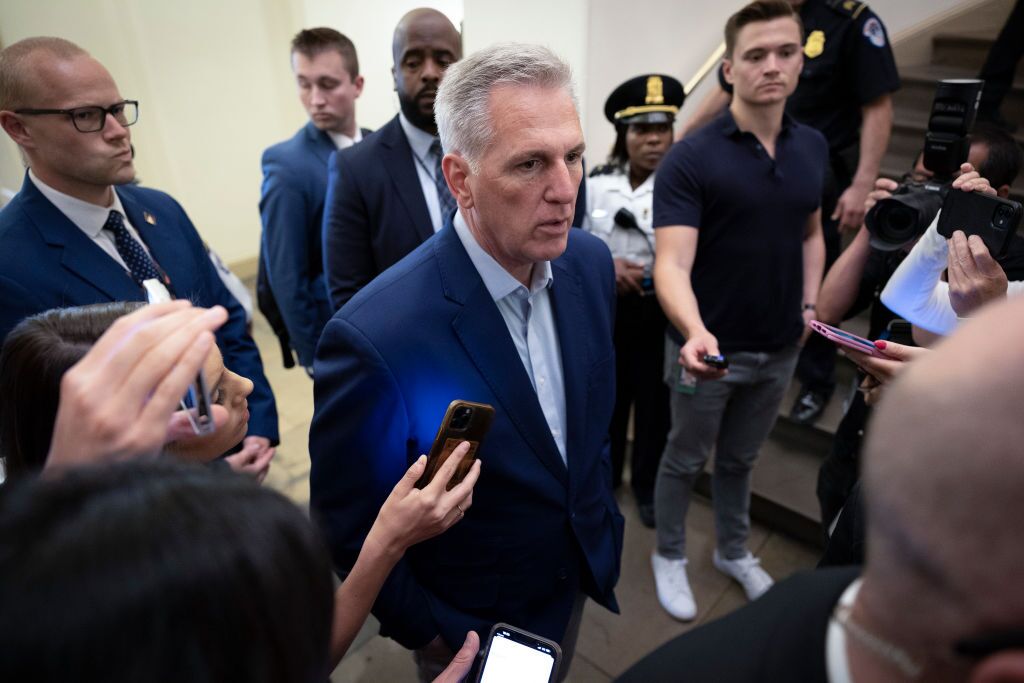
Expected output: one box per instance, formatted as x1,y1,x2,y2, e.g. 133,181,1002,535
0,37,88,111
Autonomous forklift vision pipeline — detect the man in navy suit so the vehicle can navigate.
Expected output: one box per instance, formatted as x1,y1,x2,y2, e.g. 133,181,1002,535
321,7,462,310
259,28,371,372
310,44,623,681
0,37,278,460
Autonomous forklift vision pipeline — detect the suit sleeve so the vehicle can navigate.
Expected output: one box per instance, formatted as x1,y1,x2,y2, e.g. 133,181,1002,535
323,150,376,311
309,316,439,648
174,201,280,443
259,149,320,366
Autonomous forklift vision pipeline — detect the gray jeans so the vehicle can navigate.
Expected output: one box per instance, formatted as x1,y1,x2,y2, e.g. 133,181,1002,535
654,336,799,560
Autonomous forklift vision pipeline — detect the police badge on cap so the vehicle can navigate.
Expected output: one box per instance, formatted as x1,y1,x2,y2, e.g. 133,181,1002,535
604,74,685,125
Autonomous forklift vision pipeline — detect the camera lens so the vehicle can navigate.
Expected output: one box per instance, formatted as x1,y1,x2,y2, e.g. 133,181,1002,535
451,406,473,431
994,206,1011,229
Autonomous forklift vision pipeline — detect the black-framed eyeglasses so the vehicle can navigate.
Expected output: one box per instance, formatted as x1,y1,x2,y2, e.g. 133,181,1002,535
14,100,139,133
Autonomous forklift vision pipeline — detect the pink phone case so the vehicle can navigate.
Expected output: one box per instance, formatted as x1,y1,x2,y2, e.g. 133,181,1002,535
809,320,886,358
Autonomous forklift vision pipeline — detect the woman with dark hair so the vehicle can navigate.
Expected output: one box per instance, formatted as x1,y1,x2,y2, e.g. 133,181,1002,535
0,301,480,679
0,301,269,479
583,74,684,528
0,461,334,682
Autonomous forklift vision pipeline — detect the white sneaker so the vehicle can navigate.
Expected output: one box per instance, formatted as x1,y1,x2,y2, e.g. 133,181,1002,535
713,550,774,601
651,552,697,621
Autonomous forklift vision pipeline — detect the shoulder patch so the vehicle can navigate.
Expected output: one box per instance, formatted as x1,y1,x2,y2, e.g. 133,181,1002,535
826,0,867,19
588,163,623,178
863,16,886,47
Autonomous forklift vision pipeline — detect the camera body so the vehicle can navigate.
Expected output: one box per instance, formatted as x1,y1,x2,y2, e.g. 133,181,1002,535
866,79,984,251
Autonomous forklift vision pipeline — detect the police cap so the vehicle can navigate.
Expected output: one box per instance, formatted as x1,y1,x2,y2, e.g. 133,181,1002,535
604,74,685,125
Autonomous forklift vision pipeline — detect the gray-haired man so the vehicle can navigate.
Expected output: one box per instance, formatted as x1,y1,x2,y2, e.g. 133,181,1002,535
310,43,623,680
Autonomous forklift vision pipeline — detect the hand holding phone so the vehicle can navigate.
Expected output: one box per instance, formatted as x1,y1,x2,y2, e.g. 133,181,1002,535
937,189,1023,259
417,400,495,490
476,623,561,683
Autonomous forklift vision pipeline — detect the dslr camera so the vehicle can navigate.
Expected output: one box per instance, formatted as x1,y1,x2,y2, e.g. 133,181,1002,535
865,79,984,251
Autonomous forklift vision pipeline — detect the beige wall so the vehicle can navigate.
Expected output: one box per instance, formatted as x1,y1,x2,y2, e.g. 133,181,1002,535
0,0,304,266
0,0,991,268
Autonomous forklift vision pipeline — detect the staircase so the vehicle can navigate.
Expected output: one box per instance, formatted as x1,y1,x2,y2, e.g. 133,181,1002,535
705,1,1024,548
886,7,1024,200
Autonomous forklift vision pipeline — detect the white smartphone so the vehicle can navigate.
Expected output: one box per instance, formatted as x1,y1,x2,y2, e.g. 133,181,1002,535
476,623,561,683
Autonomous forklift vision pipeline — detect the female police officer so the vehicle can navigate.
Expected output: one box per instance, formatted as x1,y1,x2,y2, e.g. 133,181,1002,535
583,74,684,527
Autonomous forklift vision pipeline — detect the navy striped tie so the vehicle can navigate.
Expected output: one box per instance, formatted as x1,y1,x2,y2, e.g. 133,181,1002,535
104,210,161,285
430,139,458,224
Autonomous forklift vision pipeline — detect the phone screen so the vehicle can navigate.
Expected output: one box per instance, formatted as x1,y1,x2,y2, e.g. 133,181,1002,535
479,627,556,683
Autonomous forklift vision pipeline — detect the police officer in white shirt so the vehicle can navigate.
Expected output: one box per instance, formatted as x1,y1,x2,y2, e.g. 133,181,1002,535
583,74,684,527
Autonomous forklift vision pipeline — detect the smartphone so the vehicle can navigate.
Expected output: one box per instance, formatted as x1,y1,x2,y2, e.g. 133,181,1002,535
476,623,561,683
937,190,1023,258
809,320,886,358
416,400,495,490
702,353,729,369
144,278,215,436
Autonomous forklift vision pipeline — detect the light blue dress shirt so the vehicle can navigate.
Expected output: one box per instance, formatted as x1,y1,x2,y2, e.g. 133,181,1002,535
453,213,568,463
399,112,443,233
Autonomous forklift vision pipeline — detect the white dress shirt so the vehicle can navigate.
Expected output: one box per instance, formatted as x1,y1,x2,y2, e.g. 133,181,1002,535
399,112,443,233
582,167,657,268
28,169,151,273
453,212,568,463
825,578,860,683
328,126,363,150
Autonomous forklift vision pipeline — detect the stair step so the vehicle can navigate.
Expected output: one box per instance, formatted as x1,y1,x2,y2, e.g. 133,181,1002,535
932,33,994,71
895,64,1024,124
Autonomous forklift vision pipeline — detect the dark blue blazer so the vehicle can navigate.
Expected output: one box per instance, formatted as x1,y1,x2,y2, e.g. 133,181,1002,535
259,122,372,367
322,114,434,311
310,225,624,650
0,175,279,443
321,115,589,311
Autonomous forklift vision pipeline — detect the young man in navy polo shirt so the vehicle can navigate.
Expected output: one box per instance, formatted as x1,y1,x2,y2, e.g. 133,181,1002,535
650,0,826,620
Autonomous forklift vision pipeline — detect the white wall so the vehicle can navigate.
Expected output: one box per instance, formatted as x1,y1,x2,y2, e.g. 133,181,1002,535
0,0,305,266
463,0,589,137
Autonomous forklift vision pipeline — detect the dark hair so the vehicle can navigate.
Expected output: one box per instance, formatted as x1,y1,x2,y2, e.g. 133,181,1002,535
0,461,334,683
0,302,144,477
608,124,629,168
971,122,1023,190
724,0,803,58
291,27,359,80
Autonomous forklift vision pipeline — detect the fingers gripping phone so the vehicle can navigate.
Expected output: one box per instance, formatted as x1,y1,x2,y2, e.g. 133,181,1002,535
416,400,495,490
809,321,886,358
938,190,1023,258
476,623,561,683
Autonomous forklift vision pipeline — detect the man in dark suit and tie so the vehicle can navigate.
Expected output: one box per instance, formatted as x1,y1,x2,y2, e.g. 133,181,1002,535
321,8,462,310
259,28,371,372
0,37,278,462
310,44,623,681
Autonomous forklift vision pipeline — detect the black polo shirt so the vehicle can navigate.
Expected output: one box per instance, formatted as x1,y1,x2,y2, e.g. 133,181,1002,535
654,110,828,352
718,0,900,152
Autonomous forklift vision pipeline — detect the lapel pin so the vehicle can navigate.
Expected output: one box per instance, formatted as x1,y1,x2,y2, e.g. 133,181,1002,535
143,211,157,225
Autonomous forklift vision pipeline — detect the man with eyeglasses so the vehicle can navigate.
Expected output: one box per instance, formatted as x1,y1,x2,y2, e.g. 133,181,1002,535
0,37,279,466
620,294,1024,682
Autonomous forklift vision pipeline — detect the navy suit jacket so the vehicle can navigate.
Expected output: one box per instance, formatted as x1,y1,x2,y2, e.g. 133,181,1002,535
322,114,589,311
0,175,279,443
322,115,434,310
310,225,624,650
259,122,372,366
